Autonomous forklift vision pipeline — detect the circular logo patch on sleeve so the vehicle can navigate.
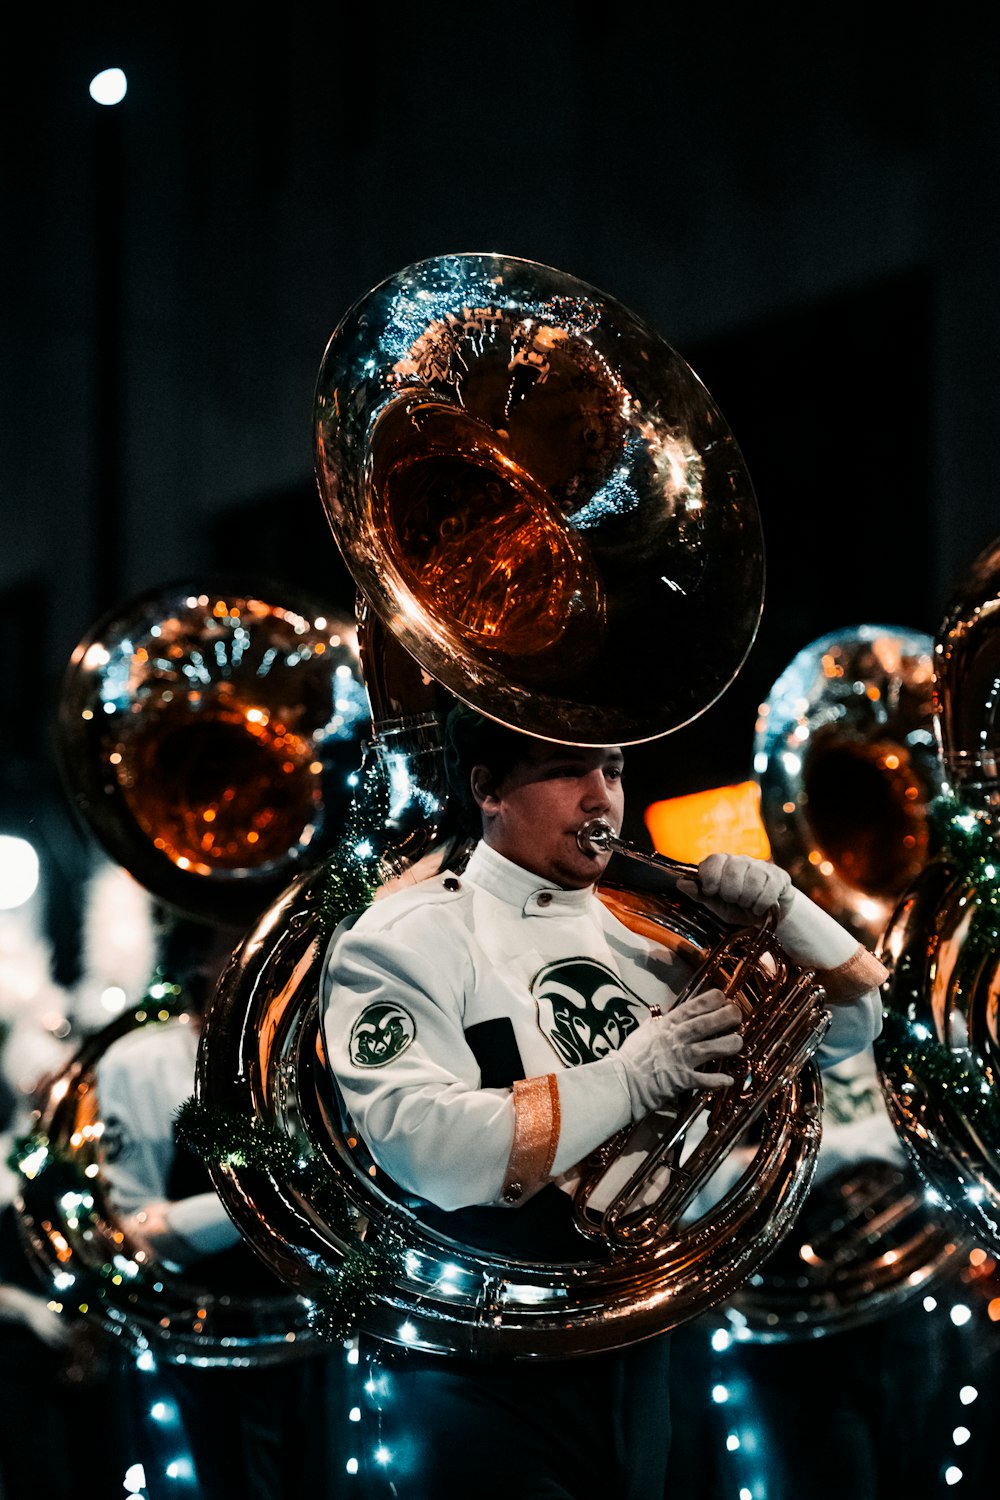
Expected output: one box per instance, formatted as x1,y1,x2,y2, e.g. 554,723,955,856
348,1003,416,1068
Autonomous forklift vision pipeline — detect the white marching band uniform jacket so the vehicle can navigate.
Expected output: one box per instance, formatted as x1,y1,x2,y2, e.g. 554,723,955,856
321,842,887,1215
97,1017,244,1267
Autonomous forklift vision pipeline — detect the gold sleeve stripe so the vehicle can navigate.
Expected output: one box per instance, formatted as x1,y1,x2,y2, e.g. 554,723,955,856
502,1074,561,1204
818,944,889,1003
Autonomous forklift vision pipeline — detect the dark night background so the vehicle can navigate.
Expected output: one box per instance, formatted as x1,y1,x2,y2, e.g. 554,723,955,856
4,11,1000,978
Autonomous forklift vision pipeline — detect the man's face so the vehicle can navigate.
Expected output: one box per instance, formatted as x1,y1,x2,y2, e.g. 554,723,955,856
474,743,625,889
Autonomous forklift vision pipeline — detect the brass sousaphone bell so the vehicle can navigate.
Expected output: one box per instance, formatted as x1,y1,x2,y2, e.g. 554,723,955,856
195,253,834,1357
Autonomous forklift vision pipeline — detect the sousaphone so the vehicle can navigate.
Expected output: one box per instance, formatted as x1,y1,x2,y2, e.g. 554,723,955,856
719,625,969,1341
194,253,835,1357
877,538,1000,1253
14,580,369,1362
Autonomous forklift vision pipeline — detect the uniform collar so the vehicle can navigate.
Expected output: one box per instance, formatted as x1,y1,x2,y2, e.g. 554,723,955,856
462,842,597,917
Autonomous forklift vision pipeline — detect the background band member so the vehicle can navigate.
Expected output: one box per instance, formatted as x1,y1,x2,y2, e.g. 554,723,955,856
98,916,350,1500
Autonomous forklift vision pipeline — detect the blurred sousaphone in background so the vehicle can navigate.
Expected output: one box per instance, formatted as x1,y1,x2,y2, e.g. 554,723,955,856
653,596,1000,1500
877,536,1000,1255
714,624,970,1341
196,251,841,1358
14,579,369,1363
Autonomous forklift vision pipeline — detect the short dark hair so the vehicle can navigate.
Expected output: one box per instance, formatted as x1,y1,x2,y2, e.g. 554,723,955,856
442,703,536,834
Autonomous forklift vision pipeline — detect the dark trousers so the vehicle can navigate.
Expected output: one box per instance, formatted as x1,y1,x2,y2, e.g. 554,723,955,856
105,1346,352,1500
665,1296,1000,1500
356,1331,672,1500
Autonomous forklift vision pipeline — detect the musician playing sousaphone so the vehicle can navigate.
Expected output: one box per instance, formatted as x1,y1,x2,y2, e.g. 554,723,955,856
321,704,888,1500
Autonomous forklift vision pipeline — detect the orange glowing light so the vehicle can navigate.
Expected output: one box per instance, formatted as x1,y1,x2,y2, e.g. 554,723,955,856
644,782,771,864
988,1297,1000,1322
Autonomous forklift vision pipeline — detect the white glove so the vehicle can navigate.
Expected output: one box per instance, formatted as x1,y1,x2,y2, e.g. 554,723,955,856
676,853,793,926
678,854,860,970
614,987,743,1118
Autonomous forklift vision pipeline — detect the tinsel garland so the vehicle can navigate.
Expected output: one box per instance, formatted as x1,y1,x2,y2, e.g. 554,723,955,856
877,1009,1000,1141
877,792,1000,1147
174,1098,404,1341
927,792,1000,970
9,1145,158,1314
304,1240,406,1343
175,1098,361,1237
926,793,1000,868
315,758,388,938
7,979,187,1178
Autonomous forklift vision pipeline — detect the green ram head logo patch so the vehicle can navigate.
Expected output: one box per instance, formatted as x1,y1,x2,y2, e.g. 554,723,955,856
348,1002,416,1068
532,958,653,1066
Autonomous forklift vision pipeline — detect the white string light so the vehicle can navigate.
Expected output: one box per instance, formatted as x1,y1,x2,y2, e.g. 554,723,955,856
89,68,127,105
0,835,39,909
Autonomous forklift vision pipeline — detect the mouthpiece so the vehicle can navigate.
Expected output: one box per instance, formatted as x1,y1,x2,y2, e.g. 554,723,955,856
577,819,617,855
576,819,700,879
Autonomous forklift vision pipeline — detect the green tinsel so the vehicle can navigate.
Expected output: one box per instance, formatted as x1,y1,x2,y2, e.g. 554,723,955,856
918,790,1000,992
174,1098,300,1175
173,1099,360,1233
305,1238,406,1343
8,1129,52,1177
175,1097,399,1338
314,760,388,937
878,1009,1000,1143
877,793,1000,1151
927,793,999,867
316,850,378,940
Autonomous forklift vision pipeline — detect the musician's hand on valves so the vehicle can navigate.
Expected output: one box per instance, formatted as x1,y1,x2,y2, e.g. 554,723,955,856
677,853,793,928
615,987,743,1119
